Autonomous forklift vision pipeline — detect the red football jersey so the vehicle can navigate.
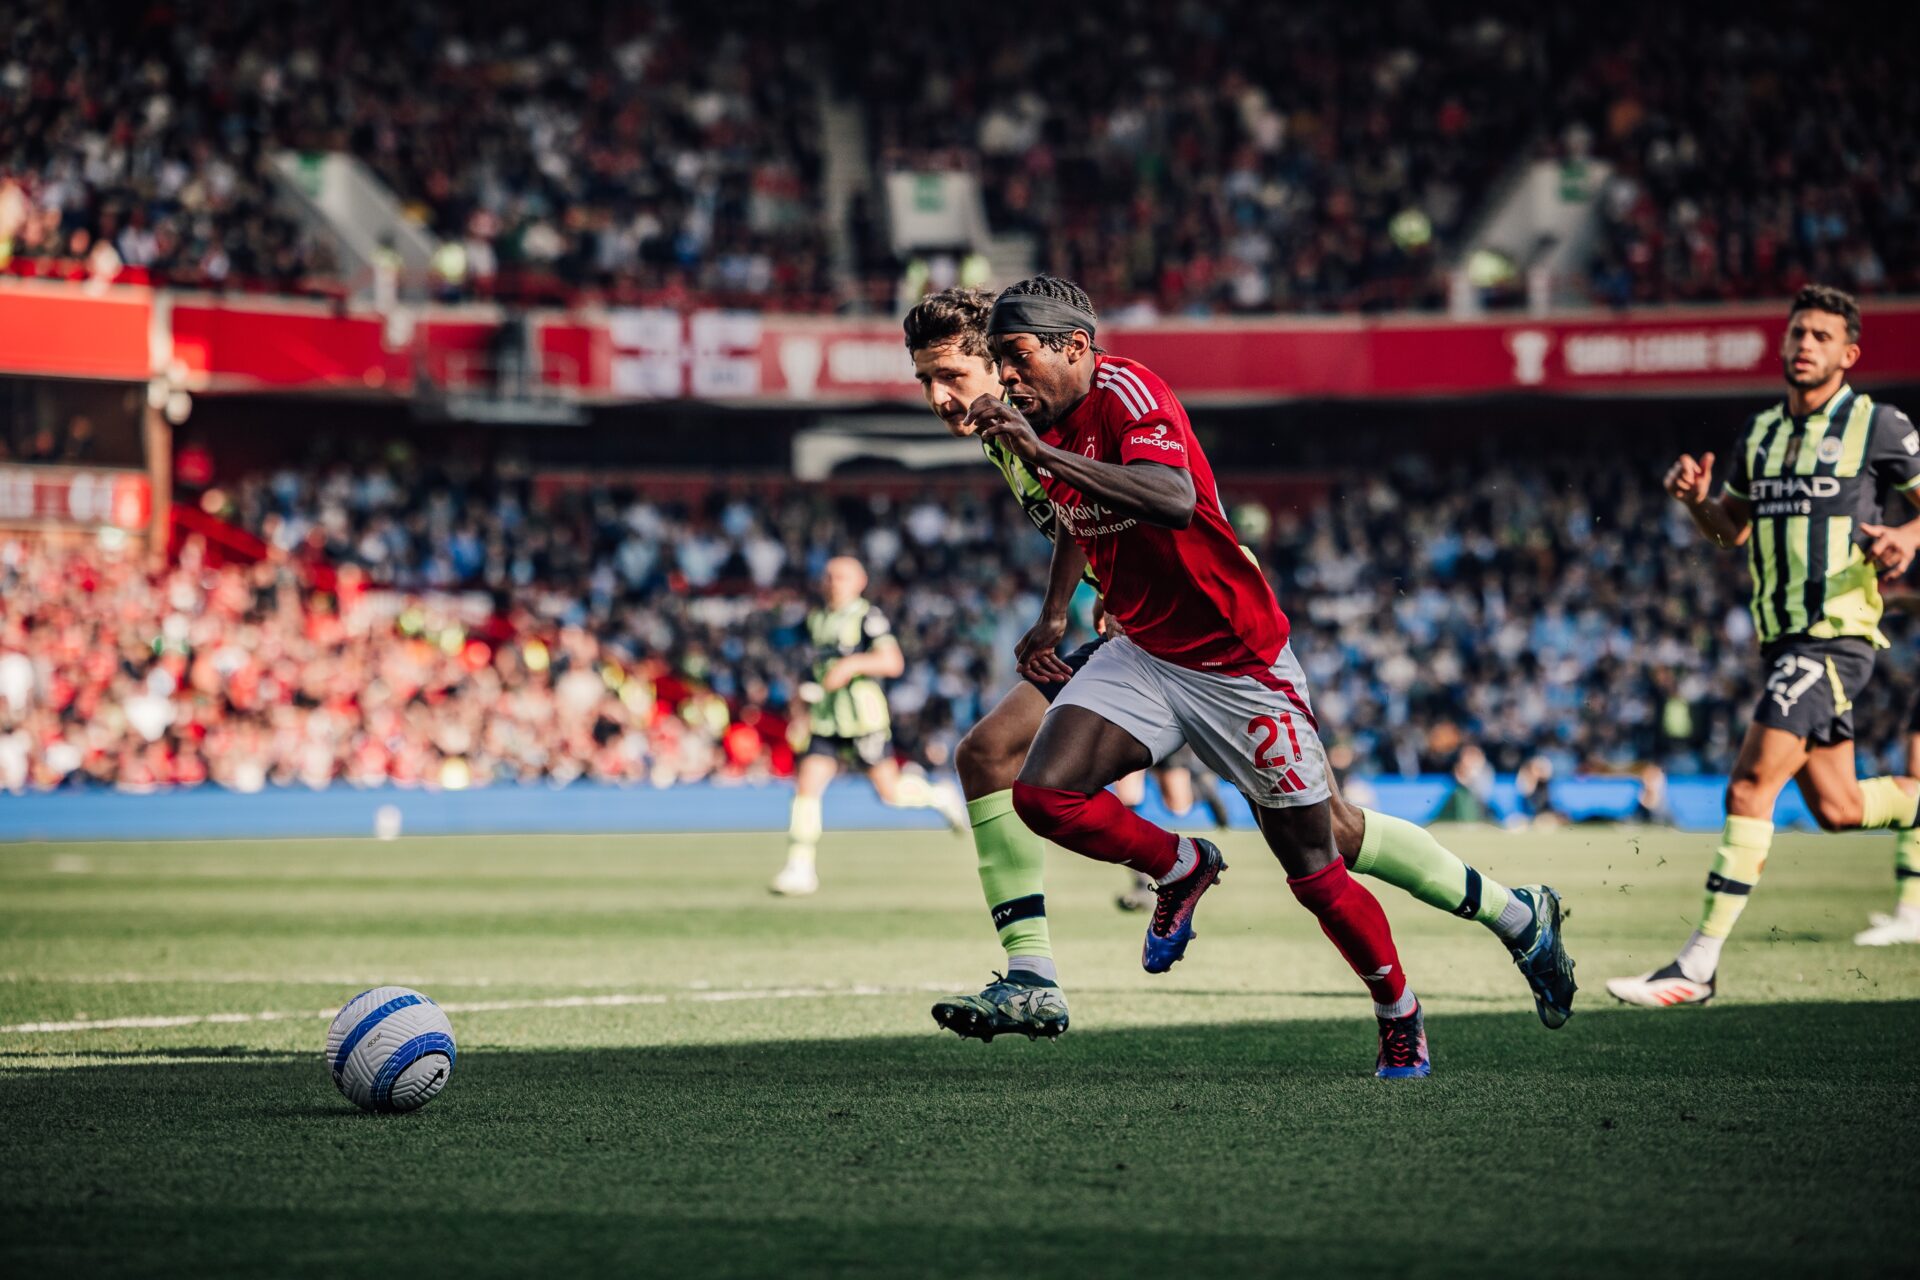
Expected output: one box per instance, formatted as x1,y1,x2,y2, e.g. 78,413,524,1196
1033,354,1288,674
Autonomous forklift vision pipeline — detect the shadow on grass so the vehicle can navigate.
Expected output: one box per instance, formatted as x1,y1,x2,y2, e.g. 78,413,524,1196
3,1001,1918,1280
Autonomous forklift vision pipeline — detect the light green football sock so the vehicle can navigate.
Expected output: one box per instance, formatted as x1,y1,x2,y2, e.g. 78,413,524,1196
1855,778,1920,910
786,794,822,868
1353,808,1528,941
969,790,1053,964
1858,776,1920,830
1697,815,1773,938
1674,815,1774,981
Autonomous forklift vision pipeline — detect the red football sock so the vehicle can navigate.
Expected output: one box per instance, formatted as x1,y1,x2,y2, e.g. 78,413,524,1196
1011,782,1180,879
1288,859,1414,1015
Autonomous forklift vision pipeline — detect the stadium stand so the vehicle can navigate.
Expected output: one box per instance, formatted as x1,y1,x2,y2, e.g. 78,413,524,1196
853,0,1549,315
1564,3,1920,306
0,0,831,306
6,3,1915,313
4,4,1919,794
10,454,1912,795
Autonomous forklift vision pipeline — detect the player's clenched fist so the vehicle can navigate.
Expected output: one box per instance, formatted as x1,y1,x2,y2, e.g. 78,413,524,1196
1664,451,1716,507
965,394,1044,462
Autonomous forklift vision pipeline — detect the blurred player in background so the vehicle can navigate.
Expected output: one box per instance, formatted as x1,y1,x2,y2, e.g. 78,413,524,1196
971,276,1576,1077
1612,286,1920,1004
770,555,967,895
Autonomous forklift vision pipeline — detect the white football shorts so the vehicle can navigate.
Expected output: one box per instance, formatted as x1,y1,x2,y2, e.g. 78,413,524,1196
1048,635,1331,809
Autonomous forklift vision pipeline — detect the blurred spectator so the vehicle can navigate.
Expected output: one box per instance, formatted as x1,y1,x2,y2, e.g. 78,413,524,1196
1512,755,1567,828
59,415,95,463
1630,763,1673,826
1435,744,1494,822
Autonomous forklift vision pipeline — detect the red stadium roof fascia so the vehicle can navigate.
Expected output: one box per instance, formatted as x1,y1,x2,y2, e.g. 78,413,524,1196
8,280,1920,402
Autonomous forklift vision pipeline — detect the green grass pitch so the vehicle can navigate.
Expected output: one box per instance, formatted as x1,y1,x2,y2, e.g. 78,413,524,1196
4,825,1919,1278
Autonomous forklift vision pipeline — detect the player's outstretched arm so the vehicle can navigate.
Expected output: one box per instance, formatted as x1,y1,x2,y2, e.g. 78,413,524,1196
1047,455,1195,529
1665,451,1750,549
965,395,1196,528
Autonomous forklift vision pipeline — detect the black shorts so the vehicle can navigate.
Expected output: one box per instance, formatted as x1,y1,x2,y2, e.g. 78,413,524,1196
1906,683,1920,737
1754,637,1875,746
804,730,892,769
1026,637,1109,704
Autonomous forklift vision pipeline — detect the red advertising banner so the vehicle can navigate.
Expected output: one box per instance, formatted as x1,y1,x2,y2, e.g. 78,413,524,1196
167,299,606,395
8,281,1920,403
749,306,1920,403
0,466,152,530
170,302,409,390
0,283,151,381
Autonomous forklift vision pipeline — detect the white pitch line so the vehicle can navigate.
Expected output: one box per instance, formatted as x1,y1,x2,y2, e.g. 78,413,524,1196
1,973,442,986
0,983,959,1035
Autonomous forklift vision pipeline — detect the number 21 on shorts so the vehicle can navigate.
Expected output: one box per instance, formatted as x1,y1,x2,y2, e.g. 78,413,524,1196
1247,713,1313,796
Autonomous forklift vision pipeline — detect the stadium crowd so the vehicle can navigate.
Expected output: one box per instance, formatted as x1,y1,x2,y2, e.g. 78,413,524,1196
0,0,829,306
855,0,1547,316
7,453,1914,795
1568,3,1920,306
6,2,1914,314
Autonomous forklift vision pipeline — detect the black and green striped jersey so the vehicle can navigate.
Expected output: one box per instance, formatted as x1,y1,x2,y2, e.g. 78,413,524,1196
980,435,1102,587
982,434,1058,542
1724,386,1920,647
805,598,897,739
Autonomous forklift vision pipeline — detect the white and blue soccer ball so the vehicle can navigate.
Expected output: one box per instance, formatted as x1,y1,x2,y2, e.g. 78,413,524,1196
325,986,456,1113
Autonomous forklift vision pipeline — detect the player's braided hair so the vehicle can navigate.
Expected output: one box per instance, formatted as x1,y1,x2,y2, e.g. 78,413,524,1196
902,288,996,358
998,274,1105,352
1790,284,1862,342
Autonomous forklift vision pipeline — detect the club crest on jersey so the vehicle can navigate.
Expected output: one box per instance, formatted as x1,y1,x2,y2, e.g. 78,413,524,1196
1818,435,1844,464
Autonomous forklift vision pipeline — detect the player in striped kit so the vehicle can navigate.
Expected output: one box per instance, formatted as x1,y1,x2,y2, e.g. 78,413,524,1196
1612,286,1920,1005
769,556,969,896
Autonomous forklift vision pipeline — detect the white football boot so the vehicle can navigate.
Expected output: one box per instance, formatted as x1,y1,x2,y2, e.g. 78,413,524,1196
1853,909,1920,947
769,859,820,896
931,781,970,835
1606,961,1715,1008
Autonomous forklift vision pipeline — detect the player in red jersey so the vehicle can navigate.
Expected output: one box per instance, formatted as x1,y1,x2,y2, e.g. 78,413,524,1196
914,286,1573,1051
964,276,1442,1077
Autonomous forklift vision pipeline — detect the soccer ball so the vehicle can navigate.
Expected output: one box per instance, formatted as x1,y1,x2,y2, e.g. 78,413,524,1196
325,986,457,1113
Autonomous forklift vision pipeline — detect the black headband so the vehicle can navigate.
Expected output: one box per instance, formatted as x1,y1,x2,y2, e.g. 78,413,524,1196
986,294,1097,339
